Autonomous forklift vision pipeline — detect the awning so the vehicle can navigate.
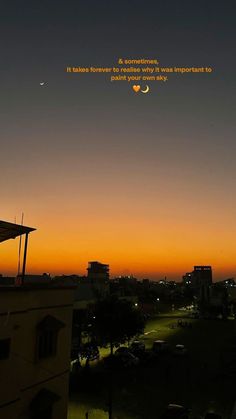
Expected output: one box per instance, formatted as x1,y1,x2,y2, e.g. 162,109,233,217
0,220,36,243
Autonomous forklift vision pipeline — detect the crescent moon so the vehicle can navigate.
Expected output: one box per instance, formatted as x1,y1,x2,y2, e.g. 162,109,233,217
141,85,150,94
40,82,45,86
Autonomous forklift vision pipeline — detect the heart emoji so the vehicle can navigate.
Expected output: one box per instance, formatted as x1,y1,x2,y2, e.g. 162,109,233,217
133,85,141,93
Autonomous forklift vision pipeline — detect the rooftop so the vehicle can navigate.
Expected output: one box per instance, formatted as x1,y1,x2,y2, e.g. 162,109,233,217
0,220,36,243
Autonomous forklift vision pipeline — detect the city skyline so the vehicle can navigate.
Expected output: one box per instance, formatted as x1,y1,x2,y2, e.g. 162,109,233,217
0,226,235,282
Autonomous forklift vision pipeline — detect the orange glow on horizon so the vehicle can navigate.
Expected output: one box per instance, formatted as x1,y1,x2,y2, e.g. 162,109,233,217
2,147,236,281
1,210,236,281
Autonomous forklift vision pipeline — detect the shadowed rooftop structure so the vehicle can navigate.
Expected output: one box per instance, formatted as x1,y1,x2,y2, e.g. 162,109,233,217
0,220,36,243
0,220,36,284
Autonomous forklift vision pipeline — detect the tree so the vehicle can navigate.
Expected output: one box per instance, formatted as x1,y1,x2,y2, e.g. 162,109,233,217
92,296,146,355
79,342,100,368
71,309,88,362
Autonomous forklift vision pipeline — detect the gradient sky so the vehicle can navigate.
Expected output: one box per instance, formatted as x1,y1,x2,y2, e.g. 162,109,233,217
1,0,236,280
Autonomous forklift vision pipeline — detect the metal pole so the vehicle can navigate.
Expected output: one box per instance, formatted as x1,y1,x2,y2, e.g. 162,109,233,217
21,233,29,285
17,212,24,276
108,369,113,419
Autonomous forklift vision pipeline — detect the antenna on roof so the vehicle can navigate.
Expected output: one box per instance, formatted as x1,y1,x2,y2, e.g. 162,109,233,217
17,213,24,276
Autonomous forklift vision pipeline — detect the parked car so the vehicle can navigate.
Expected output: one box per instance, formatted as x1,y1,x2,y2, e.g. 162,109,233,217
152,340,170,354
106,349,139,369
130,340,145,355
174,344,187,356
115,346,130,356
119,351,139,367
162,404,189,418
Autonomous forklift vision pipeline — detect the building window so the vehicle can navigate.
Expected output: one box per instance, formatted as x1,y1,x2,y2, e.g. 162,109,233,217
30,388,60,419
0,338,10,360
36,315,65,361
37,330,57,359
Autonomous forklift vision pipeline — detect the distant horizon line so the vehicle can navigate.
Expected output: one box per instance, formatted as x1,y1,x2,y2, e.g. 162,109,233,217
0,270,235,283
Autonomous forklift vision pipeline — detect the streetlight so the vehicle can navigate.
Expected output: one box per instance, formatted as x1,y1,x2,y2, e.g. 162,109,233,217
156,298,160,314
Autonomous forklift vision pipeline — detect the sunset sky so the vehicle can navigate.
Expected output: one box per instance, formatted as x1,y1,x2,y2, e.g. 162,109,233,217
1,1,236,280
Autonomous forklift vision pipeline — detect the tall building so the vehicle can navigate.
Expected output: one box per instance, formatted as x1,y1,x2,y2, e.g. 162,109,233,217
193,266,212,283
86,261,109,299
87,261,109,281
193,266,212,303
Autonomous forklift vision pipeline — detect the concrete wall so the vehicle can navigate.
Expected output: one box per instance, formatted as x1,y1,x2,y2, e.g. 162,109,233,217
0,287,74,419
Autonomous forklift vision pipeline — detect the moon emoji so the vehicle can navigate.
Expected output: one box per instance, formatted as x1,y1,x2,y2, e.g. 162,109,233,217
141,85,150,94
40,82,45,86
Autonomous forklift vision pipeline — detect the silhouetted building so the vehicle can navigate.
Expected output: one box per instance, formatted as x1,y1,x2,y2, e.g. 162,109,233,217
15,273,52,286
209,284,228,308
0,275,15,286
193,266,212,284
87,261,109,281
117,275,137,286
54,274,85,286
218,278,235,288
182,272,193,286
182,266,213,306
193,266,212,303
142,278,150,288
0,219,36,283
